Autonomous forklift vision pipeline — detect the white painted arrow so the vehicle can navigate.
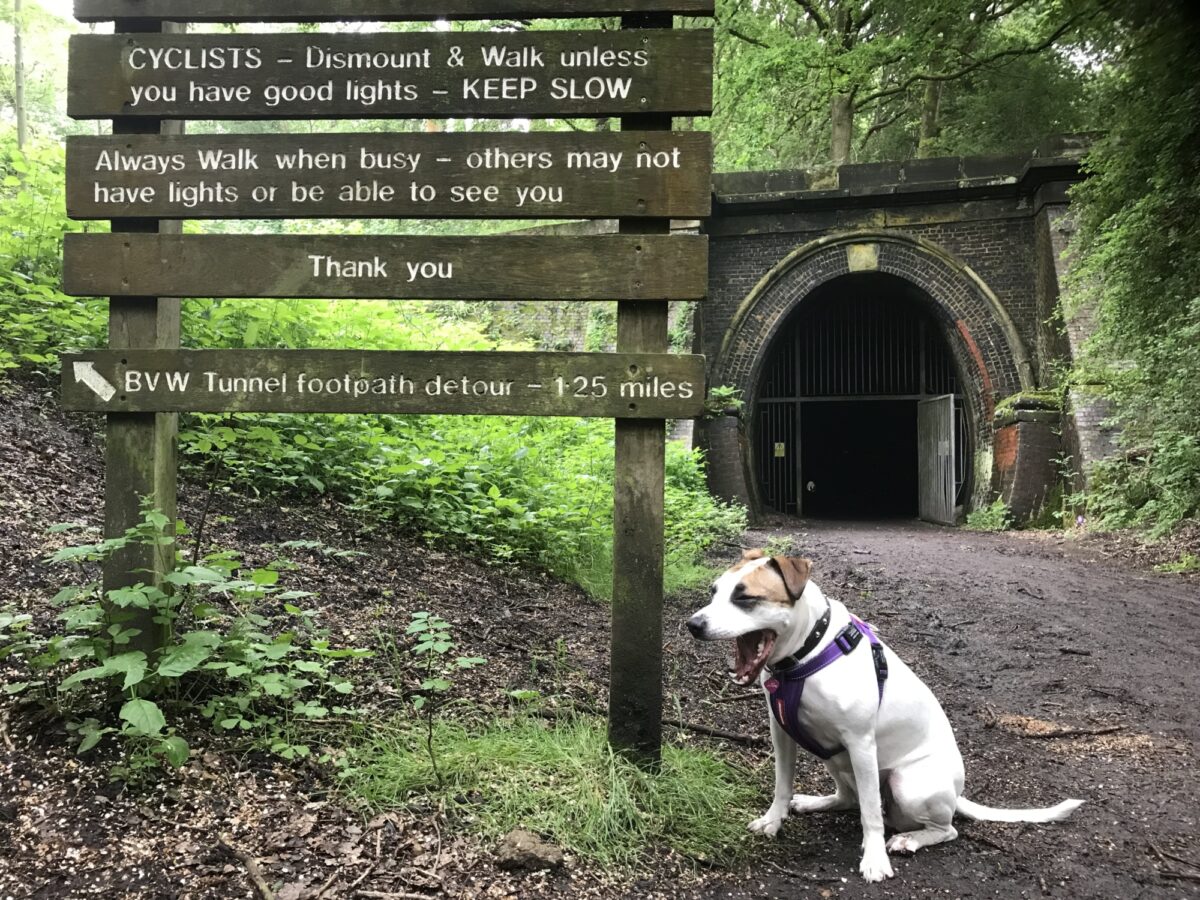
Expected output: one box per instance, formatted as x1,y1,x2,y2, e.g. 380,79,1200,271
73,361,117,402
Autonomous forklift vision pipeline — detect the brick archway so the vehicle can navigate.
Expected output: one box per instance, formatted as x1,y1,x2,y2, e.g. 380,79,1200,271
714,232,1036,514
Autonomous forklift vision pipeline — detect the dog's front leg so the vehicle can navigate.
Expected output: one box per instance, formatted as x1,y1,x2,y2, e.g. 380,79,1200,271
749,713,797,837
845,737,893,882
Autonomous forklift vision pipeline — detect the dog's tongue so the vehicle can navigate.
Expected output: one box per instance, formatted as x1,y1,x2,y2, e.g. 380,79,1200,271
732,630,775,685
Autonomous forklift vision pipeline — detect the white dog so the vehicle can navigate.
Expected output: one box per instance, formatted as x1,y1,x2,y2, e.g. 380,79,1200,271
686,550,1083,882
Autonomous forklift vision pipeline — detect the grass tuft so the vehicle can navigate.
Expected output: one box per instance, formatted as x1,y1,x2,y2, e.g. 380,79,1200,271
340,714,759,868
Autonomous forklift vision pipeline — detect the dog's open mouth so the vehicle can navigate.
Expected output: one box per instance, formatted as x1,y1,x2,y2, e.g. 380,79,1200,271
729,630,777,686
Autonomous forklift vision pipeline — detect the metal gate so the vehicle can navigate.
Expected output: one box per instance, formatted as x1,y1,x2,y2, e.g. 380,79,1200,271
757,401,798,514
753,279,967,517
918,395,957,525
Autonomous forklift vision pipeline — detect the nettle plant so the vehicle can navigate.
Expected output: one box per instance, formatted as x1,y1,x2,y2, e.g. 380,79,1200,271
405,611,485,788
3,508,368,772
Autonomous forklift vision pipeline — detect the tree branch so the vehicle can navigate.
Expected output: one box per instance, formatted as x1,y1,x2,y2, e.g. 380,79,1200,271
720,22,772,48
859,103,909,149
789,0,830,33
856,12,1087,109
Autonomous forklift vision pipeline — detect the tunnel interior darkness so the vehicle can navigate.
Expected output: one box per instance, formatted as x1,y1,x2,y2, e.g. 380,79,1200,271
754,272,965,519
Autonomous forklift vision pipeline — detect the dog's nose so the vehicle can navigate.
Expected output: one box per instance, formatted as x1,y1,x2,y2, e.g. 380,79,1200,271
686,614,707,639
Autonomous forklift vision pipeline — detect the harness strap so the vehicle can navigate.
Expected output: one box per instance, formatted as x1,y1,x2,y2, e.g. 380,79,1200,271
764,616,888,760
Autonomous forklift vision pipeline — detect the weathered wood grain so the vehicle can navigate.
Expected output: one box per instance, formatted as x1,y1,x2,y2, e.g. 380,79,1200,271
608,11,673,762
75,0,715,22
66,131,712,220
61,349,707,419
63,233,708,301
103,19,181,660
68,30,713,120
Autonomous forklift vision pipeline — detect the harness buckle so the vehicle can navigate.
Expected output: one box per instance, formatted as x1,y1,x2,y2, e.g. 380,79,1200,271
872,642,889,681
833,624,863,655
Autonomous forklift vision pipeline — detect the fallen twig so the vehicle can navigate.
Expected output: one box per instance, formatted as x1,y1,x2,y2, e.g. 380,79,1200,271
1151,842,1200,873
764,860,842,883
1161,870,1200,883
337,864,377,897
663,717,765,746
961,831,1010,853
358,891,435,899
0,707,15,752
218,838,276,900
1058,647,1093,657
1010,724,1125,740
312,871,341,900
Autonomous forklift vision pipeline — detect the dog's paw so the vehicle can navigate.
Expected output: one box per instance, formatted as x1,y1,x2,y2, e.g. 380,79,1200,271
858,848,894,882
886,833,921,854
747,811,786,837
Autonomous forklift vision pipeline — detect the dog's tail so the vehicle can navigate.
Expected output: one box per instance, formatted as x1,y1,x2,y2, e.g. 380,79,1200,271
956,796,1084,824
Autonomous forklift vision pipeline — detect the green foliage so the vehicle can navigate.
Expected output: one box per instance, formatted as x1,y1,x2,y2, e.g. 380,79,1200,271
341,714,759,868
1155,553,1200,575
1083,435,1200,536
703,385,745,418
584,304,617,352
405,612,486,712
0,509,369,772
713,0,1095,170
403,611,485,787
181,413,745,599
1067,5,1200,535
0,134,105,376
965,498,1014,531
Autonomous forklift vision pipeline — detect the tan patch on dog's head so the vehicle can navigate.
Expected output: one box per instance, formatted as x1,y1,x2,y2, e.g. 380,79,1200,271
731,553,813,605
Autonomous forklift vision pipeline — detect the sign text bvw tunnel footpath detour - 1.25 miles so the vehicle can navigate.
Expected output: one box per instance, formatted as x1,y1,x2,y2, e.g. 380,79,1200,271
62,1,714,758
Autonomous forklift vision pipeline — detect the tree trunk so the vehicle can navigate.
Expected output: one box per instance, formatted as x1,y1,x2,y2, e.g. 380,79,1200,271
830,92,854,167
917,80,942,158
13,0,27,150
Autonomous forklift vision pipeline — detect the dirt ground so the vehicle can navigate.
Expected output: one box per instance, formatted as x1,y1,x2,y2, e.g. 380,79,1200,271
1,377,1198,899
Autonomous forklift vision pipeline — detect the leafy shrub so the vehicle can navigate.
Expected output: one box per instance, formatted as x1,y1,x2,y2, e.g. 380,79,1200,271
0,134,105,376
1084,432,1200,536
1,510,368,772
181,413,745,598
403,612,485,788
965,498,1013,532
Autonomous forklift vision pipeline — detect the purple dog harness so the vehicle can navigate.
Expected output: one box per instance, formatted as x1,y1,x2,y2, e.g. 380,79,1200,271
763,608,889,760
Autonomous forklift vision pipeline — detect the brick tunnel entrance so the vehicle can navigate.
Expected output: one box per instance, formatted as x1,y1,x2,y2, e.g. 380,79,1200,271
754,273,968,519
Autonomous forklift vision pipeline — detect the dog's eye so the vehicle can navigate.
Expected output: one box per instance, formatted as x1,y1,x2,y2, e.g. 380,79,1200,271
731,592,760,609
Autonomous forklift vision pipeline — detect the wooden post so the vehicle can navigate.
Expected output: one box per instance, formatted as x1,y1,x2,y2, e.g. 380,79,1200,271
609,11,673,763
102,18,183,656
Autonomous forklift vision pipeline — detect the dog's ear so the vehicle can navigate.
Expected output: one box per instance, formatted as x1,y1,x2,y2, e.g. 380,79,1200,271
740,548,766,563
770,556,812,600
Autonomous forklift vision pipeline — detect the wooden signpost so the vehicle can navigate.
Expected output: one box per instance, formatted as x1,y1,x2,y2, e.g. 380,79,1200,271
64,2,713,762
64,234,708,300
68,30,713,120
67,131,711,220
61,350,705,419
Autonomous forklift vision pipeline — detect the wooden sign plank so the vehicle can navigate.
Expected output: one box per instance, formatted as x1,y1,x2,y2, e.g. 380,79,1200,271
66,131,712,221
63,233,709,301
68,30,713,120
61,349,706,419
76,0,716,22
